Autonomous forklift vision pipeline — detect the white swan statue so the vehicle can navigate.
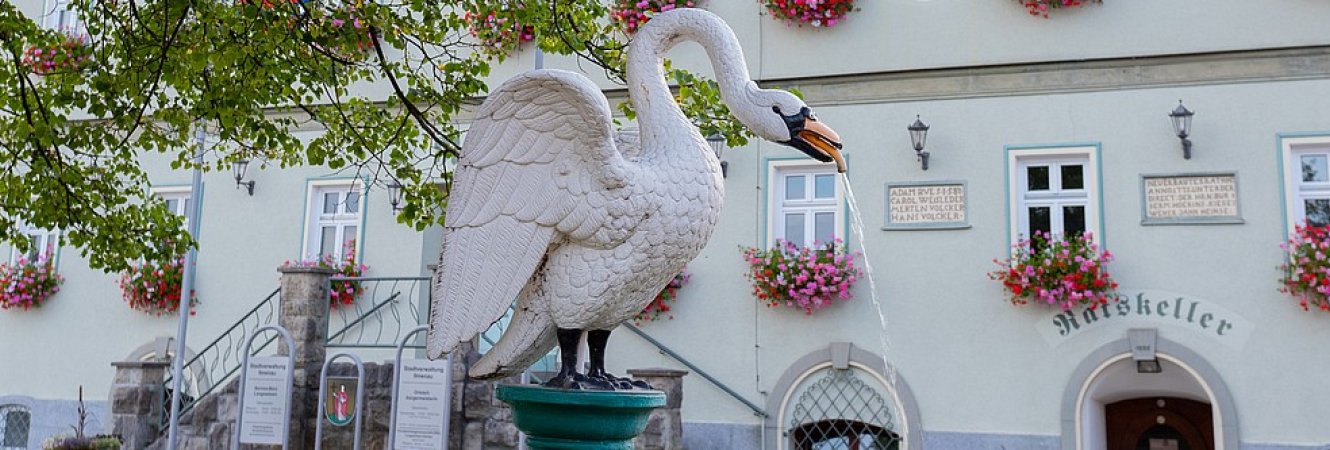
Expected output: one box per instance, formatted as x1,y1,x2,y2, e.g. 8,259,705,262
426,8,844,389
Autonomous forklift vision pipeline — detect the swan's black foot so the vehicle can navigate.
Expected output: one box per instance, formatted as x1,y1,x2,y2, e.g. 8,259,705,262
589,372,654,390
543,372,615,391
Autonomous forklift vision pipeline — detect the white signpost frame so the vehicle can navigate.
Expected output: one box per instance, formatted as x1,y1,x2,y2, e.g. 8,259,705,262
232,325,296,450
387,326,453,450
315,353,366,450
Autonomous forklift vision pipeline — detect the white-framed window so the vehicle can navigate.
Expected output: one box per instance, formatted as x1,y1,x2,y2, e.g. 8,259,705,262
1006,145,1101,244
153,186,194,228
1280,135,1330,232
10,224,59,264
0,404,30,450
43,0,82,32
302,180,364,263
768,161,844,247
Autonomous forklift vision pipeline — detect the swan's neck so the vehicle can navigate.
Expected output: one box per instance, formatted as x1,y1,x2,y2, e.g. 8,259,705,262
626,10,757,155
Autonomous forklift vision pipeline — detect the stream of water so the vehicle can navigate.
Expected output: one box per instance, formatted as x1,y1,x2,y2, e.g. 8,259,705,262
840,174,897,386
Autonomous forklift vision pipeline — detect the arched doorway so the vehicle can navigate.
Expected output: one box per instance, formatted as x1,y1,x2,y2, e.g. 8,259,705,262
1105,397,1212,450
1061,336,1238,450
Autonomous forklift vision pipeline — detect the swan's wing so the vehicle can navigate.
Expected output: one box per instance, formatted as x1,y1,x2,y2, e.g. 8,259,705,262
614,129,642,160
427,69,641,359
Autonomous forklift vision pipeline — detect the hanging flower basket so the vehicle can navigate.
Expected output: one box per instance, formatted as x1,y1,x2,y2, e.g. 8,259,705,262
281,240,367,309
989,231,1117,312
761,0,857,28
742,239,861,314
1279,222,1330,313
466,3,536,52
634,269,690,325
1016,0,1102,18
0,256,63,310
611,0,700,34
119,258,199,316
22,32,92,76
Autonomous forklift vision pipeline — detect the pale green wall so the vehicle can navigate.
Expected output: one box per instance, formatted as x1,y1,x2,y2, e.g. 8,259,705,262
604,78,1330,445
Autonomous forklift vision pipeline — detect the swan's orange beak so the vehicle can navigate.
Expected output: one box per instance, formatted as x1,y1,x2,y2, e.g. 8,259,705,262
798,119,845,173
780,107,846,173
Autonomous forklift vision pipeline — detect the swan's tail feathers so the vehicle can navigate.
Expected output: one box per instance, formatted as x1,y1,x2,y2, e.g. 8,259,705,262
469,300,557,380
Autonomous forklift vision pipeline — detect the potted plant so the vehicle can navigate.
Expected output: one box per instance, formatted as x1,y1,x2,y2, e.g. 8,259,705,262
611,0,700,34
633,269,689,325
0,256,63,310
42,387,122,450
761,0,857,28
118,258,199,316
282,240,367,309
988,231,1118,312
741,239,861,314
1279,222,1330,313
1016,0,1102,18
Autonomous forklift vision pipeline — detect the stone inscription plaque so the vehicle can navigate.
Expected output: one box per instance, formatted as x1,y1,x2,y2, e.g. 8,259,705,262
1142,174,1241,224
884,182,968,229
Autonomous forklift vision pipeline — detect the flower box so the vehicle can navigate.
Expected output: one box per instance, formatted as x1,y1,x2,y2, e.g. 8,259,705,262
0,256,63,310
611,0,699,34
742,239,861,314
22,32,92,76
282,240,367,309
634,269,689,325
466,3,536,52
119,258,198,316
762,0,857,28
989,231,1117,312
1017,0,1102,18
1279,222,1330,313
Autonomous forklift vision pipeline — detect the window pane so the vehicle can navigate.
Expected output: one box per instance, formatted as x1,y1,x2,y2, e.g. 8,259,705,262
1307,199,1330,227
1028,207,1051,237
182,198,191,219
814,175,836,199
784,213,805,245
342,226,357,257
345,190,360,213
1302,155,1329,182
322,192,339,214
814,212,835,245
319,226,336,258
1027,166,1050,191
785,175,806,200
1063,206,1086,237
165,199,179,215
1061,165,1085,190
3,410,29,447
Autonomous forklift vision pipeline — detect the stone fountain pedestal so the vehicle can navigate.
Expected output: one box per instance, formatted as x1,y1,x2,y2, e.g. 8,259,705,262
496,385,666,450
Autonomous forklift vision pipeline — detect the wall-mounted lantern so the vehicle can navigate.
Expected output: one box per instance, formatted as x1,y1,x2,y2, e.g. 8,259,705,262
1129,328,1162,374
232,159,256,196
387,181,404,213
908,116,930,170
707,133,728,178
1168,100,1195,160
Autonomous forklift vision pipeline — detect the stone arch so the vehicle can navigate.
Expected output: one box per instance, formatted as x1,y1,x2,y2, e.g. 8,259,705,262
1060,335,1238,450
124,337,211,398
763,342,922,450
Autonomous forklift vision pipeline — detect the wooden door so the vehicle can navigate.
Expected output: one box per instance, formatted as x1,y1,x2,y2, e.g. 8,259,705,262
1105,397,1213,450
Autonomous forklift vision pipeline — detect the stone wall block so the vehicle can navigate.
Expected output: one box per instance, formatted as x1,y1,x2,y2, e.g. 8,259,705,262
628,368,688,450
462,422,485,450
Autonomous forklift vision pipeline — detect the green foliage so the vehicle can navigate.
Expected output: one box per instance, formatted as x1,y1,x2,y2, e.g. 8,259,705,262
0,0,749,271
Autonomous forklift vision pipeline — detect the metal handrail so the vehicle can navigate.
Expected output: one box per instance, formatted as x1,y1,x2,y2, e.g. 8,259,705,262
622,323,767,417
326,291,402,344
161,287,282,425
325,276,432,349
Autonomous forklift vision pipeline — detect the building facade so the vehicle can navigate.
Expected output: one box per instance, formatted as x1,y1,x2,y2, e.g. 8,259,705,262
4,1,1330,449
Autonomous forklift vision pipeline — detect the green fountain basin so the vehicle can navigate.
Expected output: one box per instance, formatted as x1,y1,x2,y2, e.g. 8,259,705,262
496,384,666,450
